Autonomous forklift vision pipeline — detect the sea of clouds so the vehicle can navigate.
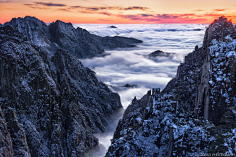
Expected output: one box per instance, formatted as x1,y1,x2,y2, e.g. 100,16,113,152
77,24,206,108
74,23,206,156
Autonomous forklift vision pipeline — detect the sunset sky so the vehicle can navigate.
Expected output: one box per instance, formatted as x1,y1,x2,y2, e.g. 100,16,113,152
0,0,236,24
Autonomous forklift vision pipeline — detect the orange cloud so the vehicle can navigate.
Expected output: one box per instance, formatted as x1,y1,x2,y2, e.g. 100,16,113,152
68,6,149,11
23,2,67,10
193,9,205,12
0,0,236,24
98,19,113,22
23,3,150,12
116,13,207,23
34,2,66,7
112,13,236,24
213,9,226,12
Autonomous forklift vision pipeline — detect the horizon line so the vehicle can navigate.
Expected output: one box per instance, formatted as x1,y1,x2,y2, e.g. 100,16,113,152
1,16,235,25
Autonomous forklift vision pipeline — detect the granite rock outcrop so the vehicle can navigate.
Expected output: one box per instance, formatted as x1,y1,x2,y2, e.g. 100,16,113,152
4,16,142,58
4,16,104,59
106,16,236,156
0,24,122,156
0,107,14,157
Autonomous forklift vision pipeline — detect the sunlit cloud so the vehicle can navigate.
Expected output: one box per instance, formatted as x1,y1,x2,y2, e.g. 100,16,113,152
213,9,226,12
124,6,149,11
116,13,208,23
2,0,236,24
193,9,205,12
201,13,224,17
24,3,150,12
23,4,50,10
23,2,67,10
57,8,73,12
74,10,114,16
98,19,113,22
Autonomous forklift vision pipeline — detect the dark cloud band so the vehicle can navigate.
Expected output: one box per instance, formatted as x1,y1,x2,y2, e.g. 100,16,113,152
24,2,67,7
0,0,11,3
24,2,149,12
35,2,66,7
69,6,149,11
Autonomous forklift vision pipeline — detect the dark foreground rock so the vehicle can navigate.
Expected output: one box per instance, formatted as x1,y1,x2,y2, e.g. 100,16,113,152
0,107,14,157
106,16,236,156
4,16,104,59
0,25,122,157
49,20,104,58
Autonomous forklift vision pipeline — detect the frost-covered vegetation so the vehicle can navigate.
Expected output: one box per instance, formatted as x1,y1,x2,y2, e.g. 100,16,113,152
209,36,236,106
107,92,214,157
106,16,236,157
207,35,236,154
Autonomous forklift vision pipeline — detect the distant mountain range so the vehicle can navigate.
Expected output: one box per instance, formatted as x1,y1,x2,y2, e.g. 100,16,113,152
3,16,142,59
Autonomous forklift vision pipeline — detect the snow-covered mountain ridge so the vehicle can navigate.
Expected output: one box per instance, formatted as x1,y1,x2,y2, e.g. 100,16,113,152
0,24,122,156
4,16,142,59
106,16,236,156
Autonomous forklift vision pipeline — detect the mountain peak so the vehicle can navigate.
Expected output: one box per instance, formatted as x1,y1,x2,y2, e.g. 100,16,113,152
54,20,73,27
106,16,236,156
203,16,234,48
6,16,46,25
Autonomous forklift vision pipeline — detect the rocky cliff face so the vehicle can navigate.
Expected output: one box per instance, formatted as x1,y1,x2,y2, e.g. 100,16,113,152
0,107,14,157
49,20,104,58
106,16,236,156
195,17,236,124
0,25,122,156
107,89,212,156
4,16,104,59
4,16,142,59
